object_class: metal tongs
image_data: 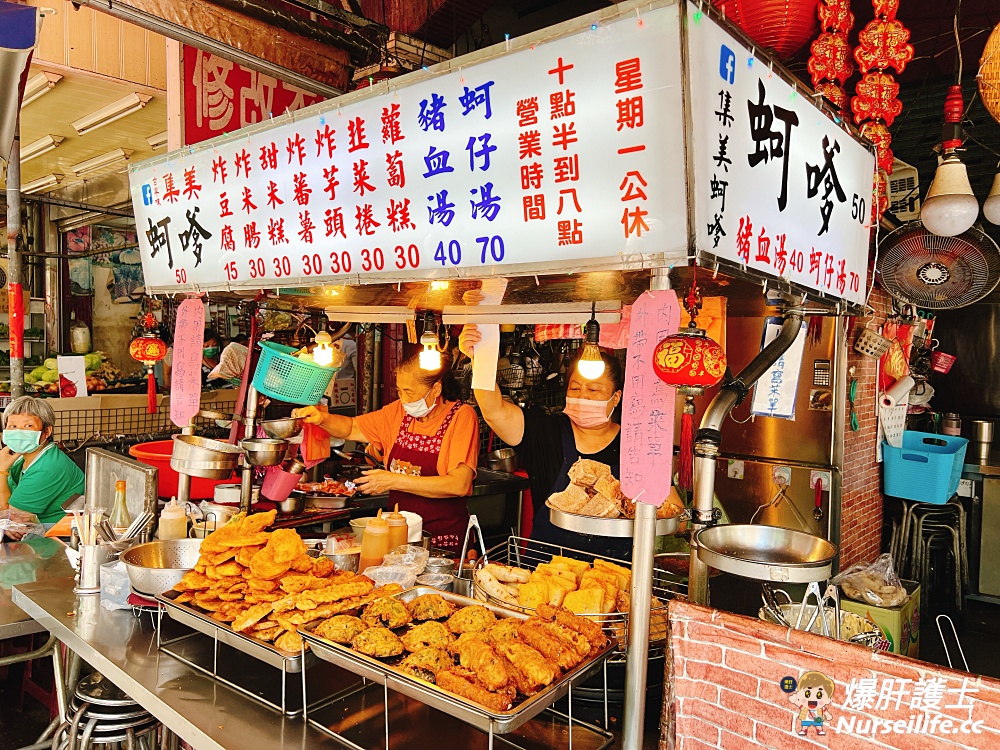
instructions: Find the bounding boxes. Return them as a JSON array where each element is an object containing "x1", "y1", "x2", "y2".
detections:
[
  {"x1": 793, "y1": 581, "x2": 841, "y2": 640},
  {"x1": 456, "y1": 514, "x2": 489, "y2": 595}
]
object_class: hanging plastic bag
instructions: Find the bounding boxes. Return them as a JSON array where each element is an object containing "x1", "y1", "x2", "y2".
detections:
[{"x1": 831, "y1": 553, "x2": 908, "y2": 607}]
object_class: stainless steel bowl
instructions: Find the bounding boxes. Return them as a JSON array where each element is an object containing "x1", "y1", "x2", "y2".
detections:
[
  {"x1": 170, "y1": 435, "x2": 242, "y2": 479},
  {"x1": 694, "y1": 524, "x2": 838, "y2": 583},
  {"x1": 120, "y1": 539, "x2": 202, "y2": 596},
  {"x1": 240, "y1": 438, "x2": 289, "y2": 466},
  {"x1": 276, "y1": 492, "x2": 305, "y2": 515},
  {"x1": 486, "y1": 448, "x2": 518, "y2": 474},
  {"x1": 261, "y1": 417, "x2": 304, "y2": 439}
]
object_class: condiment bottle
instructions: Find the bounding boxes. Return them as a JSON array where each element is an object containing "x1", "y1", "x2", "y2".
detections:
[
  {"x1": 109, "y1": 480, "x2": 131, "y2": 536},
  {"x1": 358, "y1": 509, "x2": 390, "y2": 572},
  {"x1": 386, "y1": 503, "x2": 408, "y2": 550},
  {"x1": 158, "y1": 497, "x2": 188, "y2": 540}
]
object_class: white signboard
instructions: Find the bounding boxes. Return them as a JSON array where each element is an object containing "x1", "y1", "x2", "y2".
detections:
[
  {"x1": 750, "y1": 319, "x2": 807, "y2": 419},
  {"x1": 688, "y1": 8, "x2": 875, "y2": 306},
  {"x1": 130, "y1": 5, "x2": 686, "y2": 293}
]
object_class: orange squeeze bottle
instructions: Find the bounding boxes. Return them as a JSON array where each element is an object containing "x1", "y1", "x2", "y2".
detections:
[{"x1": 358, "y1": 509, "x2": 390, "y2": 572}]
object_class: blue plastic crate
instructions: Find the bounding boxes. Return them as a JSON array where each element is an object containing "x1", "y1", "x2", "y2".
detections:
[
  {"x1": 883, "y1": 431, "x2": 968, "y2": 505},
  {"x1": 251, "y1": 341, "x2": 336, "y2": 406}
]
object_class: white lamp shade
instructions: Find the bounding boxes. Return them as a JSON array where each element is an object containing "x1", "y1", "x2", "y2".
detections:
[
  {"x1": 921, "y1": 156, "x2": 979, "y2": 236},
  {"x1": 984, "y1": 173, "x2": 1000, "y2": 226}
]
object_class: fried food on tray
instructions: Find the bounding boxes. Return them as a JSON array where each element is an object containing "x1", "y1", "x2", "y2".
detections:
[
  {"x1": 406, "y1": 593, "x2": 456, "y2": 621},
  {"x1": 535, "y1": 603, "x2": 606, "y2": 654},
  {"x1": 272, "y1": 578, "x2": 375, "y2": 613},
  {"x1": 199, "y1": 510, "x2": 276, "y2": 554},
  {"x1": 274, "y1": 628, "x2": 304, "y2": 653},
  {"x1": 567, "y1": 459, "x2": 611, "y2": 487},
  {"x1": 447, "y1": 605, "x2": 497, "y2": 634},
  {"x1": 280, "y1": 574, "x2": 334, "y2": 594},
  {"x1": 267, "y1": 528, "x2": 307, "y2": 564},
  {"x1": 486, "y1": 618, "x2": 521, "y2": 646},
  {"x1": 362, "y1": 596, "x2": 413, "y2": 629},
  {"x1": 312, "y1": 556, "x2": 336, "y2": 577},
  {"x1": 493, "y1": 641, "x2": 558, "y2": 695},
  {"x1": 449, "y1": 637, "x2": 510, "y2": 691},
  {"x1": 174, "y1": 571, "x2": 212, "y2": 592},
  {"x1": 249, "y1": 547, "x2": 292, "y2": 581},
  {"x1": 518, "y1": 618, "x2": 587, "y2": 671},
  {"x1": 399, "y1": 648, "x2": 455, "y2": 682},
  {"x1": 474, "y1": 569, "x2": 518, "y2": 606},
  {"x1": 436, "y1": 668, "x2": 516, "y2": 712},
  {"x1": 352, "y1": 626, "x2": 405, "y2": 658},
  {"x1": 231, "y1": 602, "x2": 275, "y2": 632},
  {"x1": 483, "y1": 563, "x2": 531, "y2": 584},
  {"x1": 314, "y1": 615, "x2": 368, "y2": 644},
  {"x1": 401, "y1": 620, "x2": 454, "y2": 652}
]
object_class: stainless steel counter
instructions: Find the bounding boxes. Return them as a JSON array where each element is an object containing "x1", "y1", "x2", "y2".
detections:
[
  {"x1": 1, "y1": 538, "x2": 75, "y2": 640},
  {"x1": 12, "y1": 577, "x2": 341, "y2": 750}
]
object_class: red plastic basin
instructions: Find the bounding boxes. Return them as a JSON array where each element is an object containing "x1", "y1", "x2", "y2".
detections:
[{"x1": 129, "y1": 439, "x2": 236, "y2": 499}]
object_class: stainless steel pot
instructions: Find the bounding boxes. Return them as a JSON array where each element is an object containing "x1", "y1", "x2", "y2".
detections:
[
  {"x1": 694, "y1": 524, "x2": 837, "y2": 583},
  {"x1": 170, "y1": 435, "x2": 242, "y2": 479},
  {"x1": 486, "y1": 448, "x2": 518, "y2": 474},
  {"x1": 276, "y1": 492, "x2": 306, "y2": 515},
  {"x1": 240, "y1": 438, "x2": 289, "y2": 466},
  {"x1": 260, "y1": 417, "x2": 304, "y2": 439}
]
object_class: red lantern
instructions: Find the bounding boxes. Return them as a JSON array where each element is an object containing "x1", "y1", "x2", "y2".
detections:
[
  {"x1": 130, "y1": 333, "x2": 168, "y2": 414},
  {"x1": 711, "y1": 0, "x2": 821, "y2": 59},
  {"x1": 652, "y1": 329, "x2": 727, "y2": 394}
]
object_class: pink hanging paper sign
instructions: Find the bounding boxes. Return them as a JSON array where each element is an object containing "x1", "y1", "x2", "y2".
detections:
[
  {"x1": 619, "y1": 290, "x2": 680, "y2": 507},
  {"x1": 170, "y1": 297, "x2": 206, "y2": 428}
]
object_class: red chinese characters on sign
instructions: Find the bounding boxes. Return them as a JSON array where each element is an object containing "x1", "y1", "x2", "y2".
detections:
[
  {"x1": 183, "y1": 46, "x2": 324, "y2": 145},
  {"x1": 615, "y1": 57, "x2": 649, "y2": 239}
]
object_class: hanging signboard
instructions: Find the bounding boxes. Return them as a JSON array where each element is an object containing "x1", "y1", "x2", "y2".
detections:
[
  {"x1": 687, "y1": 7, "x2": 875, "y2": 307},
  {"x1": 130, "y1": 3, "x2": 687, "y2": 294}
]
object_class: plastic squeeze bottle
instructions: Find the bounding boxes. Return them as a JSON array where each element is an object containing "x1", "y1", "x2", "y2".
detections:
[
  {"x1": 358, "y1": 509, "x2": 390, "y2": 572},
  {"x1": 386, "y1": 503, "x2": 408, "y2": 550},
  {"x1": 158, "y1": 498, "x2": 188, "y2": 540}
]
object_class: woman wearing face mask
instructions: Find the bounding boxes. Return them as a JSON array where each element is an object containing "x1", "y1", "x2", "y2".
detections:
[
  {"x1": 460, "y1": 325, "x2": 629, "y2": 559},
  {"x1": 292, "y1": 352, "x2": 479, "y2": 550},
  {"x1": 202, "y1": 329, "x2": 223, "y2": 386},
  {"x1": 0, "y1": 397, "x2": 86, "y2": 526}
]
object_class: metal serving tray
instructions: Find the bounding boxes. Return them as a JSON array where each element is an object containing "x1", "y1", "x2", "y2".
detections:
[
  {"x1": 545, "y1": 501, "x2": 682, "y2": 537},
  {"x1": 156, "y1": 589, "x2": 315, "y2": 672},
  {"x1": 300, "y1": 586, "x2": 616, "y2": 735}
]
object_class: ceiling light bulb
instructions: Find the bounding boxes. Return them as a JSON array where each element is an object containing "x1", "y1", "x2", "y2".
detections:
[
  {"x1": 577, "y1": 343, "x2": 606, "y2": 380},
  {"x1": 313, "y1": 331, "x2": 334, "y2": 367},
  {"x1": 920, "y1": 153, "x2": 980, "y2": 237},
  {"x1": 419, "y1": 312, "x2": 441, "y2": 371},
  {"x1": 984, "y1": 173, "x2": 1000, "y2": 226},
  {"x1": 420, "y1": 346, "x2": 442, "y2": 371}
]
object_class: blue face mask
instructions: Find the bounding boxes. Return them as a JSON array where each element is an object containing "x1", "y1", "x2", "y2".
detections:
[{"x1": 3, "y1": 429, "x2": 41, "y2": 454}]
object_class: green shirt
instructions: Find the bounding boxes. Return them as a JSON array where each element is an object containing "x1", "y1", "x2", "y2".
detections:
[{"x1": 7, "y1": 443, "x2": 86, "y2": 524}]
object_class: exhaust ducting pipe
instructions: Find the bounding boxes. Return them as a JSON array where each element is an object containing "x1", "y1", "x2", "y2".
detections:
[{"x1": 687, "y1": 306, "x2": 805, "y2": 605}]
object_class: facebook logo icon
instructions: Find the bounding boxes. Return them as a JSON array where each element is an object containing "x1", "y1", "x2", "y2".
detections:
[
  {"x1": 719, "y1": 45, "x2": 736, "y2": 84},
  {"x1": 141, "y1": 184, "x2": 153, "y2": 206}
]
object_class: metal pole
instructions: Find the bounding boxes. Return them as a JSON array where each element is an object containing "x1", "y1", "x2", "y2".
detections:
[
  {"x1": 239, "y1": 386, "x2": 260, "y2": 512},
  {"x1": 622, "y1": 267, "x2": 670, "y2": 750},
  {"x1": 6, "y1": 119, "x2": 24, "y2": 400}
]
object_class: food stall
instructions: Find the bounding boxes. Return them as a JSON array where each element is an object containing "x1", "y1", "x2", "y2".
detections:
[{"x1": 9, "y1": 1, "x2": 883, "y2": 748}]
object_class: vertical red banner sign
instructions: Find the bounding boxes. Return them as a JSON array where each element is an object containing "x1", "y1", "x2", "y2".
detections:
[
  {"x1": 8, "y1": 283, "x2": 23, "y2": 359},
  {"x1": 170, "y1": 297, "x2": 206, "y2": 428}
]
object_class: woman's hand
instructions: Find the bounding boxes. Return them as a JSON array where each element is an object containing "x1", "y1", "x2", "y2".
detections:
[
  {"x1": 353, "y1": 469, "x2": 397, "y2": 496},
  {"x1": 458, "y1": 324, "x2": 481, "y2": 359},
  {"x1": 292, "y1": 406, "x2": 326, "y2": 425},
  {"x1": 0, "y1": 447, "x2": 19, "y2": 471}
]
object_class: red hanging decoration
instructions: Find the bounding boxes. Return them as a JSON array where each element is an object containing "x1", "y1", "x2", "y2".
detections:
[
  {"x1": 855, "y1": 19, "x2": 914, "y2": 74},
  {"x1": 710, "y1": 0, "x2": 822, "y2": 59},
  {"x1": 808, "y1": 0, "x2": 855, "y2": 113},
  {"x1": 129, "y1": 314, "x2": 168, "y2": 415},
  {"x1": 859, "y1": 121, "x2": 895, "y2": 172},
  {"x1": 852, "y1": 72, "x2": 903, "y2": 126}
]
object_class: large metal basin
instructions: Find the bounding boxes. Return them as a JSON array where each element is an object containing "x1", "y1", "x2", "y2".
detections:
[
  {"x1": 170, "y1": 434, "x2": 242, "y2": 479},
  {"x1": 121, "y1": 539, "x2": 202, "y2": 596},
  {"x1": 694, "y1": 524, "x2": 837, "y2": 583}
]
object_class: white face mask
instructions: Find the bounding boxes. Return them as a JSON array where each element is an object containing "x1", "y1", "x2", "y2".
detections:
[{"x1": 402, "y1": 388, "x2": 436, "y2": 418}]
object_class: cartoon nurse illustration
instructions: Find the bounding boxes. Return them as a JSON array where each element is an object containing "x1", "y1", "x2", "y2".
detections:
[{"x1": 782, "y1": 671, "x2": 836, "y2": 736}]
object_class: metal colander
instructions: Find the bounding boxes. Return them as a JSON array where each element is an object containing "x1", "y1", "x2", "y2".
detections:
[
  {"x1": 120, "y1": 539, "x2": 202, "y2": 596},
  {"x1": 878, "y1": 221, "x2": 1000, "y2": 310}
]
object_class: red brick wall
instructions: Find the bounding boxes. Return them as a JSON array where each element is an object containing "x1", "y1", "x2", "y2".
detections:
[
  {"x1": 840, "y1": 286, "x2": 894, "y2": 568},
  {"x1": 662, "y1": 599, "x2": 999, "y2": 750}
]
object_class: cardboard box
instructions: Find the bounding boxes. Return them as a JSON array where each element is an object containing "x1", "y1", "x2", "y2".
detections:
[{"x1": 840, "y1": 579, "x2": 920, "y2": 658}]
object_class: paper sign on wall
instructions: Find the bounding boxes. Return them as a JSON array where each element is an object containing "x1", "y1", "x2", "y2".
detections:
[
  {"x1": 620, "y1": 290, "x2": 679, "y2": 507},
  {"x1": 750, "y1": 319, "x2": 807, "y2": 419},
  {"x1": 170, "y1": 297, "x2": 206, "y2": 428},
  {"x1": 56, "y1": 356, "x2": 87, "y2": 399}
]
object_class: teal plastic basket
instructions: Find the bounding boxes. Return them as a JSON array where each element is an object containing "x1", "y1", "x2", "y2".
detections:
[
  {"x1": 883, "y1": 431, "x2": 968, "y2": 505},
  {"x1": 251, "y1": 341, "x2": 337, "y2": 405}
]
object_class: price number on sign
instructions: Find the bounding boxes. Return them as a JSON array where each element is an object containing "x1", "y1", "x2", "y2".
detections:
[
  {"x1": 360, "y1": 247, "x2": 384, "y2": 272},
  {"x1": 394, "y1": 244, "x2": 420, "y2": 269},
  {"x1": 175, "y1": 268, "x2": 187, "y2": 284},
  {"x1": 273, "y1": 256, "x2": 292, "y2": 278},
  {"x1": 851, "y1": 194, "x2": 866, "y2": 225},
  {"x1": 477, "y1": 235, "x2": 505, "y2": 263},
  {"x1": 434, "y1": 240, "x2": 462, "y2": 266},
  {"x1": 248, "y1": 258, "x2": 266, "y2": 278},
  {"x1": 329, "y1": 251, "x2": 352, "y2": 274},
  {"x1": 225, "y1": 261, "x2": 238, "y2": 281},
  {"x1": 301, "y1": 253, "x2": 323, "y2": 276}
]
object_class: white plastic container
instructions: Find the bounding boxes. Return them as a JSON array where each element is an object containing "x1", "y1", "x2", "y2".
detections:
[{"x1": 158, "y1": 498, "x2": 188, "y2": 540}]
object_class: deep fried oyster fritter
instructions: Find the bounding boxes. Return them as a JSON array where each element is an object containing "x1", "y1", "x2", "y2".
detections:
[
  {"x1": 536, "y1": 602, "x2": 606, "y2": 654},
  {"x1": 401, "y1": 620, "x2": 454, "y2": 652},
  {"x1": 406, "y1": 593, "x2": 456, "y2": 621},
  {"x1": 399, "y1": 648, "x2": 455, "y2": 682},
  {"x1": 362, "y1": 596, "x2": 413, "y2": 629},
  {"x1": 314, "y1": 615, "x2": 367, "y2": 644},
  {"x1": 518, "y1": 618, "x2": 586, "y2": 671},
  {"x1": 449, "y1": 637, "x2": 510, "y2": 691},
  {"x1": 352, "y1": 626, "x2": 405, "y2": 658},
  {"x1": 493, "y1": 641, "x2": 558, "y2": 695},
  {"x1": 436, "y1": 668, "x2": 516, "y2": 712},
  {"x1": 486, "y1": 619, "x2": 521, "y2": 646},
  {"x1": 446, "y1": 605, "x2": 497, "y2": 634}
]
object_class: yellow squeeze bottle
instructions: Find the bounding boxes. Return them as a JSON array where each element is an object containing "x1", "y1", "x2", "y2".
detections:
[
  {"x1": 358, "y1": 510, "x2": 390, "y2": 572},
  {"x1": 386, "y1": 503, "x2": 408, "y2": 550}
]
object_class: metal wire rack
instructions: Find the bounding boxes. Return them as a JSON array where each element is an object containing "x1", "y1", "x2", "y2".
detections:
[
  {"x1": 54, "y1": 402, "x2": 236, "y2": 448},
  {"x1": 474, "y1": 536, "x2": 686, "y2": 660}
]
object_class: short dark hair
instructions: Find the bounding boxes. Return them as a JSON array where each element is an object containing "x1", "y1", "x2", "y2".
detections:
[
  {"x1": 203, "y1": 328, "x2": 221, "y2": 345},
  {"x1": 400, "y1": 351, "x2": 462, "y2": 401}
]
